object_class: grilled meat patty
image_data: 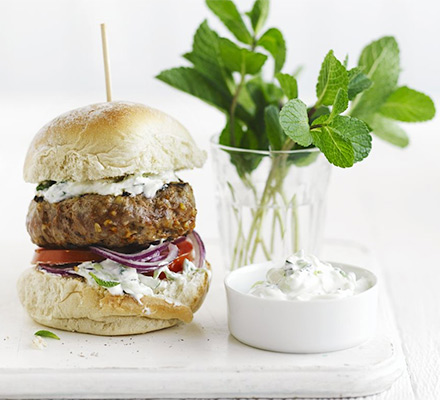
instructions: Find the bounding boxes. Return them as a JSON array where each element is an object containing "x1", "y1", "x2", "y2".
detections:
[{"x1": 27, "y1": 182, "x2": 196, "y2": 249}]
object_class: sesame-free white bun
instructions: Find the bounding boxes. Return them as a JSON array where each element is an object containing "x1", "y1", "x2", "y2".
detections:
[
  {"x1": 17, "y1": 265, "x2": 210, "y2": 336},
  {"x1": 23, "y1": 101, "x2": 207, "y2": 183}
]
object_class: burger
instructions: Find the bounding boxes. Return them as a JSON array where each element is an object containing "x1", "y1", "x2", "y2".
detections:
[{"x1": 17, "y1": 101, "x2": 211, "y2": 335}]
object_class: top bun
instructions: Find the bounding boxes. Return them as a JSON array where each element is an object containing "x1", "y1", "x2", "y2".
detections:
[{"x1": 24, "y1": 101, "x2": 206, "y2": 183}]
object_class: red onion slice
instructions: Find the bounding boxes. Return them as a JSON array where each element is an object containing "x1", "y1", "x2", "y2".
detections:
[
  {"x1": 187, "y1": 231, "x2": 206, "y2": 269},
  {"x1": 90, "y1": 236, "x2": 186, "y2": 262},
  {"x1": 90, "y1": 243, "x2": 179, "y2": 270},
  {"x1": 38, "y1": 264, "x2": 80, "y2": 277}
]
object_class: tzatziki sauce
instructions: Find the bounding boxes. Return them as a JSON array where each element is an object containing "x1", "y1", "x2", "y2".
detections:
[
  {"x1": 249, "y1": 250, "x2": 371, "y2": 301},
  {"x1": 37, "y1": 172, "x2": 178, "y2": 203},
  {"x1": 74, "y1": 258, "x2": 204, "y2": 304}
]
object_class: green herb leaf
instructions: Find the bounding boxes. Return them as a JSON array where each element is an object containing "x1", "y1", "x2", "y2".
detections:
[
  {"x1": 219, "y1": 37, "x2": 267, "y2": 75},
  {"x1": 350, "y1": 36, "x2": 400, "y2": 117},
  {"x1": 157, "y1": 66, "x2": 254, "y2": 124},
  {"x1": 157, "y1": 67, "x2": 231, "y2": 110},
  {"x1": 206, "y1": 0, "x2": 253, "y2": 44},
  {"x1": 220, "y1": 118, "x2": 245, "y2": 147},
  {"x1": 329, "y1": 115, "x2": 372, "y2": 162},
  {"x1": 316, "y1": 50, "x2": 348, "y2": 106},
  {"x1": 289, "y1": 151, "x2": 320, "y2": 167},
  {"x1": 247, "y1": 0, "x2": 269, "y2": 35},
  {"x1": 379, "y1": 86, "x2": 436, "y2": 122},
  {"x1": 368, "y1": 114, "x2": 409, "y2": 147},
  {"x1": 275, "y1": 72, "x2": 298, "y2": 99},
  {"x1": 279, "y1": 99, "x2": 312, "y2": 147},
  {"x1": 311, "y1": 125, "x2": 354, "y2": 168},
  {"x1": 347, "y1": 67, "x2": 372, "y2": 100},
  {"x1": 309, "y1": 106, "x2": 330, "y2": 123},
  {"x1": 89, "y1": 272, "x2": 120, "y2": 288},
  {"x1": 265, "y1": 105, "x2": 285, "y2": 150},
  {"x1": 183, "y1": 21, "x2": 232, "y2": 89},
  {"x1": 329, "y1": 88, "x2": 349, "y2": 120},
  {"x1": 36, "y1": 180, "x2": 56, "y2": 191},
  {"x1": 243, "y1": 78, "x2": 279, "y2": 153},
  {"x1": 34, "y1": 330, "x2": 60, "y2": 340},
  {"x1": 257, "y1": 28, "x2": 286, "y2": 73}
]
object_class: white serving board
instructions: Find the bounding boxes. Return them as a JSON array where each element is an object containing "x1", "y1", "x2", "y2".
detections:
[{"x1": 0, "y1": 240, "x2": 404, "y2": 399}]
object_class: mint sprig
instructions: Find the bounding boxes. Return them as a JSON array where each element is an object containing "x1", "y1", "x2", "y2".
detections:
[{"x1": 157, "y1": 0, "x2": 436, "y2": 169}]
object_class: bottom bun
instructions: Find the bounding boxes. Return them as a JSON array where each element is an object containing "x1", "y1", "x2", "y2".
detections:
[{"x1": 17, "y1": 264, "x2": 210, "y2": 336}]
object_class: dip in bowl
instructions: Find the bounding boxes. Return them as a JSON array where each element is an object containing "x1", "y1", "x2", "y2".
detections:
[{"x1": 224, "y1": 251, "x2": 378, "y2": 353}]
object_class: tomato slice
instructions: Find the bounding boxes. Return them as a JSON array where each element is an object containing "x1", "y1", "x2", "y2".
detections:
[
  {"x1": 32, "y1": 248, "x2": 105, "y2": 265},
  {"x1": 159, "y1": 240, "x2": 194, "y2": 278}
]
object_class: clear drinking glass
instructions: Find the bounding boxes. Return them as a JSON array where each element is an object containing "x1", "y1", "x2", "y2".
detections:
[{"x1": 210, "y1": 137, "x2": 332, "y2": 270}]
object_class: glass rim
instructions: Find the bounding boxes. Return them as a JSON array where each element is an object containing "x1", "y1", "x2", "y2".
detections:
[{"x1": 209, "y1": 134, "x2": 321, "y2": 156}]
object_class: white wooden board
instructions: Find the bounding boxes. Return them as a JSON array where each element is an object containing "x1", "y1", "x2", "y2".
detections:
[{"x1": 0, "y1": 240, "x2": 404, "y2": 399}]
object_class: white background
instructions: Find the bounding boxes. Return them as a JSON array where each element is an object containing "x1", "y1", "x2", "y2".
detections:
[{"x1": 0, "y1": 1, "x2": 439, "y2": 398}]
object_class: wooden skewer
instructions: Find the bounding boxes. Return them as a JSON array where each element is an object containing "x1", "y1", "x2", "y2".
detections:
[{"x1": 100, "y1": 23, "x2": 112, "y2": 102}]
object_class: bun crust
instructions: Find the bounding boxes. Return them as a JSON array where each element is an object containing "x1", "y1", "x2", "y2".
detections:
[
  {"x1": 24, "y1": 101, "x2": 206, "y2": 183},
  {"x1": 17, "y1": 266, "x2": 210, "y2": 336}
]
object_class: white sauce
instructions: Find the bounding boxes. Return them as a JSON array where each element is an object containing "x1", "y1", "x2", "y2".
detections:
[
  {"x1": 249, "y1": 250, "x2": 371, "y2": 301},
  {"x1": 37, "y1": 172, "x2": 178, "y2": 203},
  {"x1": 74, "y1": 258, "x2": 203, "y2": 304}
]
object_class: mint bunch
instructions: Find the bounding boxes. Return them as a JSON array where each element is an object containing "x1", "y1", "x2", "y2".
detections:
[{"x1": 157, "y1": 0, "x2": 435, "y2": 169}]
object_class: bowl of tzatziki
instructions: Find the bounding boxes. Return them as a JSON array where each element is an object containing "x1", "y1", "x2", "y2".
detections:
[{"x1": 224, "y1": 250, "x2": 378, "y2": 353}]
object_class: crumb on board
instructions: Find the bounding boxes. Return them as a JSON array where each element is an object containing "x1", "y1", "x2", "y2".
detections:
[{"x1": 32, "y1": 336, "x2": 47, "y2": 350}]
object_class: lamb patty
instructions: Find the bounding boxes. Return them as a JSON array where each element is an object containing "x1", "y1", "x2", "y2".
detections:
[{"x1": 27, "y1": 182, "x2": 196, "y2": 249}]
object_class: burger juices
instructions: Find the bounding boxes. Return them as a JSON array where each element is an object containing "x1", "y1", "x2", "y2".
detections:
[{"x1": 18, "y1": 101, "x2": 210, "y2": 335}]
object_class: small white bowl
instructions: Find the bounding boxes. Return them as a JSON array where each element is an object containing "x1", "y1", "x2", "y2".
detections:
[{"x1": 225, "y1": 261, "x2": 378, "y2": 353}]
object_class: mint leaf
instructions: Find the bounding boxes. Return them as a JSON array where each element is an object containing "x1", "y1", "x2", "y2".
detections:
[
  {"x1": 369, "y1": 114, "x2": 409, "y2": 147},
  {"x1": 36, "y1": 180, "x2": 56, "y2": 191},
  {"x1": 309, "y1": 106, "x2": 330, "y2": 123},
  {"x1": 219, "y1": 38, "x2": 267, "y2": 74},
  {"x1": 265, "y1": 105, "x2": 285, "y2": 150},
  {"x1": 257, "y1": 28, "x2": 286, "y2": 73},
  {"x1": 316, "y1": 50, "x2": 348, "y2": 106},
  {"x1": 330, "y1": 116, "x2": 372, "y2": 162},
  {"x1": 311, "y1": 126, "x2": 354, "y2": 168},
  {"x1": 183, "y1": 21, "x2": 231, "y2": 89},
  {"x1": 329, "y1": 88, "x2": 348, "y2": 120},
  {"x1": 247, "y1": 0, "x2": 269, "y2": 35},
  {"x1": 275, "y1": 72, "x2": 298, "y2": 99},
  {"x1": 245, "y1": 78, "x2": 282, "y2": 149},
  {"x1": 279, "y1": 99, "x2": 312, "y2": 147},
  {"x1": 290, "y1": 151, "x2": 320, "y2": 167},
  {"x1": 206, "y1": 0, "x2": 252, "y2": 44},
  {"x1": 351, "y1": 36, "x2": 400, "y2": 117},
  {"x1": 379, "y1": 86, "x2": 436, "y2": 122},
  {"x1": 157, "y1": 67, "x2": 253, "y2": 125},
  {"x1": 157, "y1": 67, "x2": 231, "y2": 110},
  {"x1": 89, "y1": 272, "x2": 120, "y2": 288},
  {"x1": 220, "y1": 118, "x2": 245, "y2": 147},
  {"x1": 347, "y1": 67, "x2": 372, "y2": 100},
  {"x1": 34, "y1": 330, "x2": 60, "y2": 340}
]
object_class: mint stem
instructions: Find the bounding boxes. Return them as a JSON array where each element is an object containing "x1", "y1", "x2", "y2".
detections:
[
  {"x1": 229, "y1": 61, "x2": 246, "y2": 146},
  {"x1": 230, "y1": 138, "x2": 297, "y2": 269}
]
